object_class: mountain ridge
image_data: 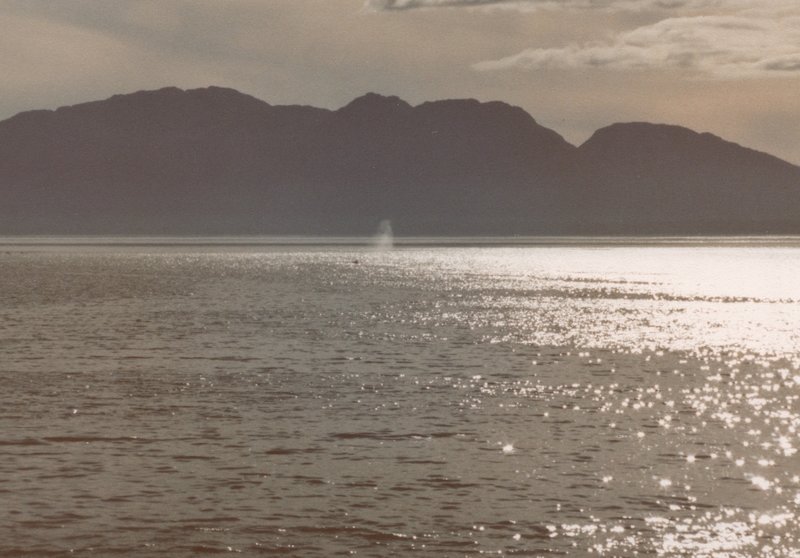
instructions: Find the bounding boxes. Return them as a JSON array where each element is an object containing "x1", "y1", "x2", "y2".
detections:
[{"x1": 1, "y1": 86, "x2": 798, "y2": 235}]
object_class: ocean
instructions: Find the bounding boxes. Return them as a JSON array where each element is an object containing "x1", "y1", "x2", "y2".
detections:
[{"x1": 1, "y1": 237, "x2": 799, "y2": 556}]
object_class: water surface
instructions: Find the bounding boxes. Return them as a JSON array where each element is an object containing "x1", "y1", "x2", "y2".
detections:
[{"x1": 1, "y1": 238, "x2": 799, "y2": 556}]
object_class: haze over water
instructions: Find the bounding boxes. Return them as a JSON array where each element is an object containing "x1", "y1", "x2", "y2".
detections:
[{"x1": 2, "y1": 237, "x2": 799, "y2": 556}]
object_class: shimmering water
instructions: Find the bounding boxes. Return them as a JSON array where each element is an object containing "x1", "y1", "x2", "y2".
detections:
[{"x1": 2, "y1": 238, "x2": 799, "y2": 556}]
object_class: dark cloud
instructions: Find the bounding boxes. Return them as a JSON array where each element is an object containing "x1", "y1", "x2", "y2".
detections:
[
  {"x1": 366, "y1": 0, "x2": 521, "y2": 10},
  {"x1": 365, "y1": 0, "x2": 745, "y2": 12},
  {"x1": 763, "y1": 57, "x2": 800, "y2": 72}
]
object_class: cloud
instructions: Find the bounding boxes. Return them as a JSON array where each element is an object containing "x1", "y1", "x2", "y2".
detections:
[
  {"x1": 365, "y1": 0, "x2": 800, "y2": 18},
  {"x1": 365, "y1": 0, "x2": 757, "y2": 12},
  {"x1": 366, "y1": 0, "x2": 508, "y2": 9},
  {"x1": 368, "y1": 0, "x2": 800, "y2": 80},
  {"x1": 474, "y1": 14, "x2": 800, "y2": 78}
]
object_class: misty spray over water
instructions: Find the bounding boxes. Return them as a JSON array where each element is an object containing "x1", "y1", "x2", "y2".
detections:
[{"x1": 373, "y1": 219, "x2": 393, "y2": 250}]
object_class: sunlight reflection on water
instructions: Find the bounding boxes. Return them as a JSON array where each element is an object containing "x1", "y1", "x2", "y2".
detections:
[{"x1": 365, "y1": 246, "x2": 800, "y2": 361}]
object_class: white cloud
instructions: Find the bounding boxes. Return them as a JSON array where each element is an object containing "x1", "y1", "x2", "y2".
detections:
[
  {"x1": 369, "y1": 0, "x2": 800, "y2": 79},
  {"x1": 474, "y1": 13, "x2": 800, "y2": 78}
]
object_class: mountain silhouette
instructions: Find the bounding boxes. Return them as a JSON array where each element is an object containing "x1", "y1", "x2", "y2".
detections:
[{"x1": 0, "y1": 86, "x2": 798, "y2": 235}]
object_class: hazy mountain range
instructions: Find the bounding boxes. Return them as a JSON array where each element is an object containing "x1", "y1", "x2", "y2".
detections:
[{"x1": 1, "y1": 86, "x2": 799, "y2": 235}]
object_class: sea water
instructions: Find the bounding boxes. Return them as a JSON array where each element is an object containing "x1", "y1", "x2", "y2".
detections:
[{"x1": 1, "y1": 237, "x2": 799, "y2": 556}]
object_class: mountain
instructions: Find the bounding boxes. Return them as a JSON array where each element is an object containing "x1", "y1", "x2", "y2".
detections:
[
  {"x1": 570, "y1": 123, "x2": 800, "y2": 233},
  {"x1": 0, "y1": 86, "x2": 798, "y2": 235}
]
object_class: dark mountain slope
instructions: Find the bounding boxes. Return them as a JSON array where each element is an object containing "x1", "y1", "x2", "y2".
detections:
[
  {"x1": 570, "y1": 123, "x2": 800, "y2": 233},
  {"x1": 0, "y1": 87, "x2": 798, "y2": 235}
]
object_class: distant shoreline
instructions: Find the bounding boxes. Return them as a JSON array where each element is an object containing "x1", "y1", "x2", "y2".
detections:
[{"x1": 3, "y1": 235, "x2": 800, "y2": 248}]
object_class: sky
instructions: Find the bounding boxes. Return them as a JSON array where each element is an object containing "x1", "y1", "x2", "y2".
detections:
[{"x1": 1, "y1": 0, "x2": 799, "y2": 163}]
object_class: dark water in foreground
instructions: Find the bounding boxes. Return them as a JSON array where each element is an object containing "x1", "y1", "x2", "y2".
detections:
[{"x1": 2, "y1": 239, "x2": 800, "y2": 556}]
